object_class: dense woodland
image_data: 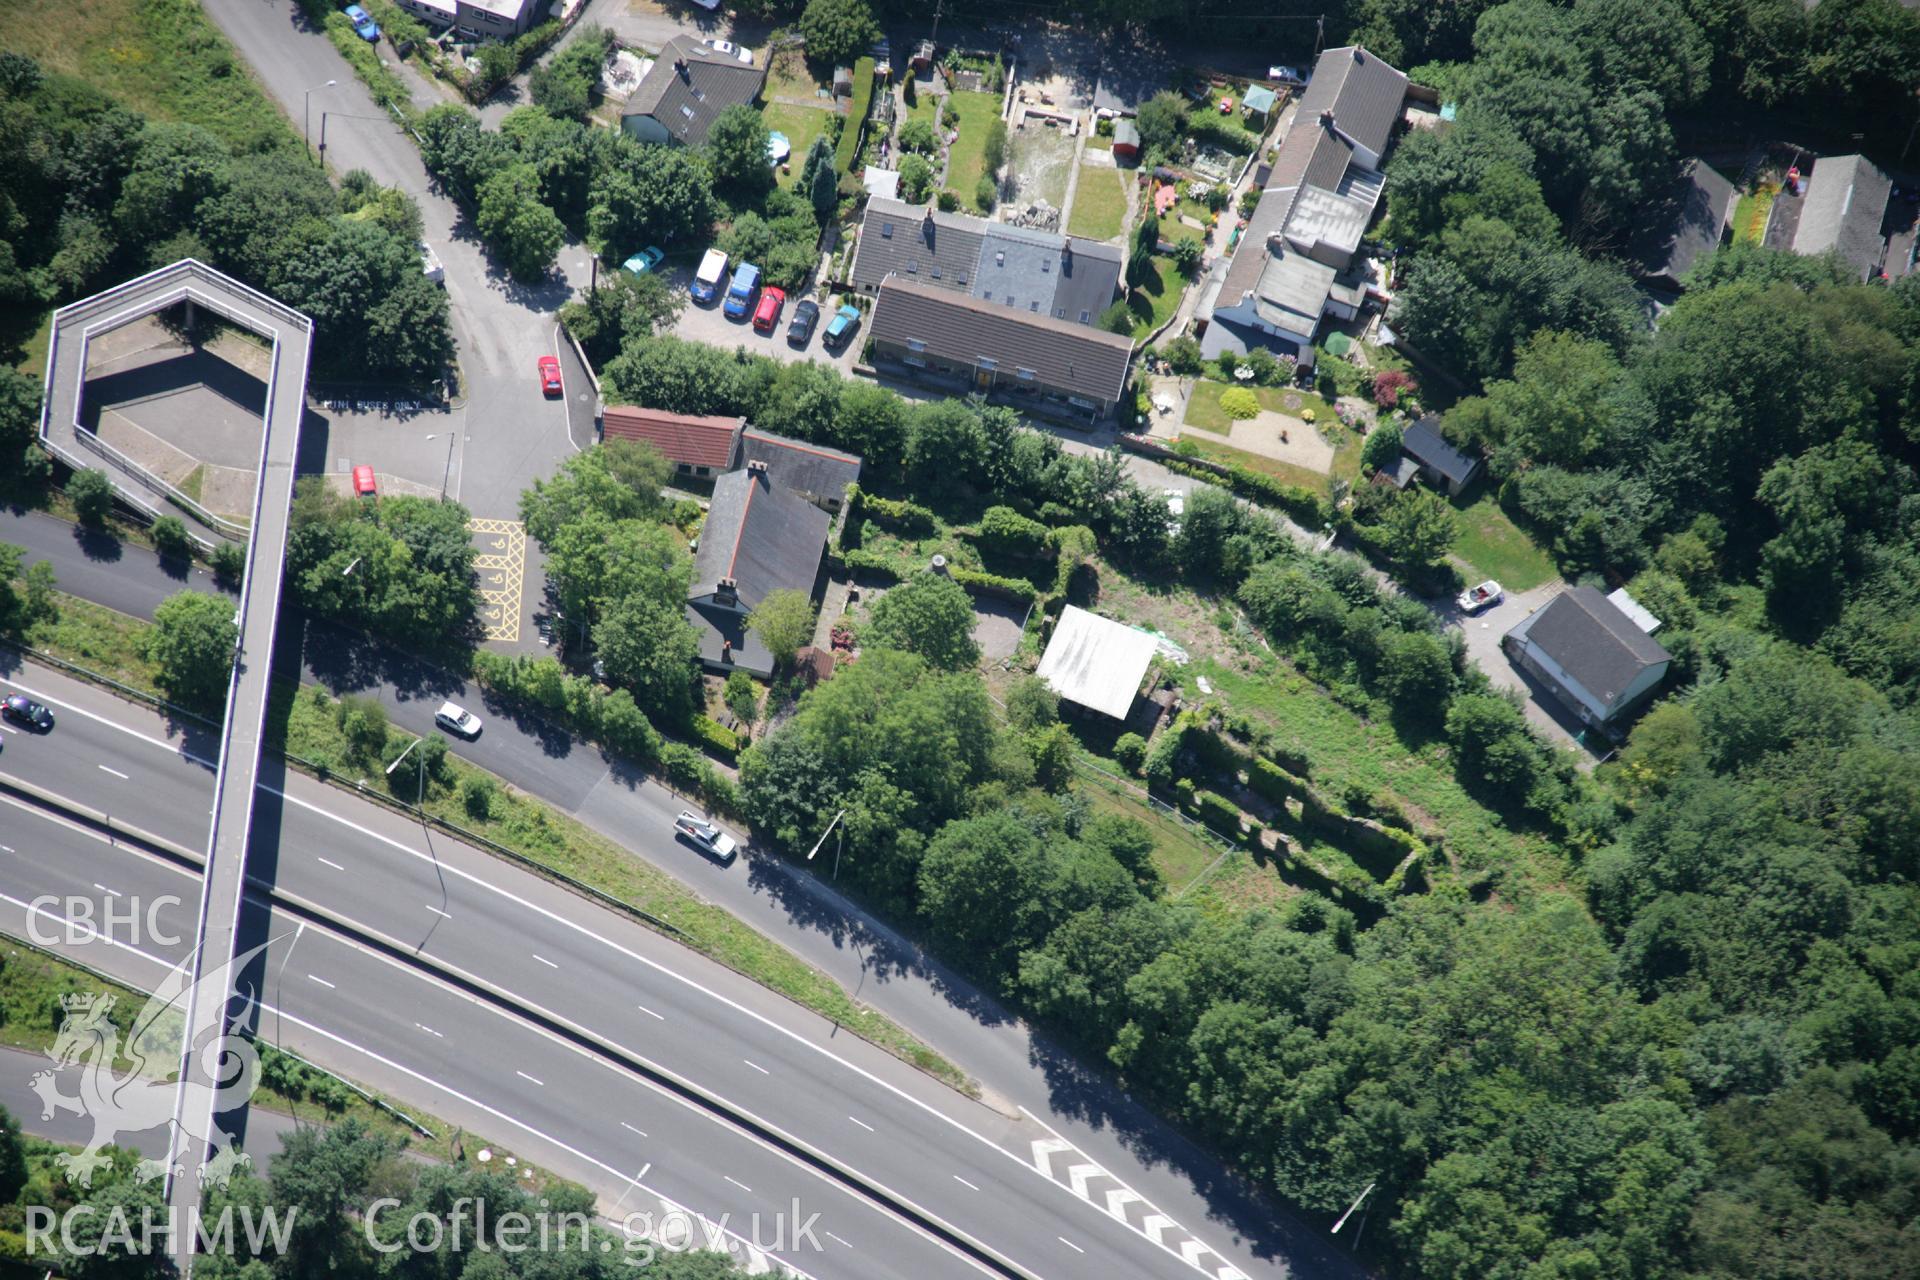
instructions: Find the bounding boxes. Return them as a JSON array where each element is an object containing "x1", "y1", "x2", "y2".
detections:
[{"x1": 0, "y1": 51, "x2": 451, "y2": 382}]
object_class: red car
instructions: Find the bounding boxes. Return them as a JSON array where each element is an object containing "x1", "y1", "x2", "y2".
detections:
[
  {"x1": 537, "y1": 354, "x2": 563, "y2": 396},
  {"x1": 751, "y1": 287, "x2": 787, "y2": 333},
  {"x1": 351, "y1": 464, "x2": 377, "y2": 498}
]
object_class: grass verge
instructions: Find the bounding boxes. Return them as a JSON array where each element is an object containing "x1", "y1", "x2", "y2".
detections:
[
  {"x1": 1450, "y1": 491, "x2": 1557, "y2": 591},
  {"x1": 0, "y1": 935, "x2": 467, "y2": 1158},
  {"x1": 1067, "y1": 164, "x2": 1127, "y2": 240},
  {"x1": 16, "y1": 589, "x2": 972, "y2": 1093}
]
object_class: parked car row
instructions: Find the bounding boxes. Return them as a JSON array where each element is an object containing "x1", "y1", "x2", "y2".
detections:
[{"x1": 692, "y1": 250, "x2": 861, "y2": 351}]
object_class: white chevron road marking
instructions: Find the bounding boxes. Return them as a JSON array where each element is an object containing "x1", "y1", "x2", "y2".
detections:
[
  {"x1": 1181, "y1": 1239, "x2": 1210, "y2": 1267},
  {"x1": 1030, "y1": 1137, "x2": 1075, "y2": 1177},
  {"x1": 1142, "y1": 1213, "x2": 1177, "y2": 1244},
  {"x1": 1067, "y1": 1163, "x2": 1104, "y2": 1198},
  {"x1": 1105, "y1": 1186, "x2": 1145, "y2": 1220}
]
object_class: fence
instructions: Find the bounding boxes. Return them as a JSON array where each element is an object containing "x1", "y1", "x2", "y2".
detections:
[{"x1": 1072, "y1": 755, "x2": 1241, "y2": 899}]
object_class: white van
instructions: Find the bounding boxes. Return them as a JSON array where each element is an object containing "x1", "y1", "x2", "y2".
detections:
[
  {"x1": 691, "y1": 247, "x2": 728, "y2": 303},
  {"x1": 419, "y1": 240, "x2": 445, "y2": 284}
]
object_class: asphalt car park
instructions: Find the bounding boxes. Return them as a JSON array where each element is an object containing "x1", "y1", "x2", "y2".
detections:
[{"x1": 661, "y1": 261, "x2": 862, "y2": 374}]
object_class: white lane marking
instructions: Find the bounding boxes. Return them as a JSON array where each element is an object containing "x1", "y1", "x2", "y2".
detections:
[
  {"x1": 1059, "y1": 1237, "x2": 1085, "y2": 1254},
  {"x1": 92, "y1": 883, "x2": 122, "y2": 898},
  {"x1": 246, "y1": 1003, "x2": 843, "y2": 1280},
  {"x1": 635, "y1": 1004, "x2": 664, "y2": 1020},
  {"x1": 28, "y1": 672, "x2": 1232, "y2": 1277},
  {"x1": 515, "y1": 1070, "x2": 544, "y2": 1086},
  {"x1": 2, "y1": 845, "x2": 15, "y2": 853},
  {"x1": 723, "y1": 1175, "x2": 751, "y2": 1193},
  {"x1": 1, "y1": 889, "x2": 977, "y2": 1280},
  {"x1": 308, "y1": 974, "x2": 336, "y2": 989},
  {"x1": 825, "y1": 1232, "x2": 852, "y2": 1250},
  {"x1": 848, "y1": 1115, "x2": 874, "y2": 1132},
  {"x1": 416, "y1": 1023, "x2": 443, "y2": 1038},
  {"x1": 954, "y1": 1175, "x2": 979, "y2": 1191},
  {"x1": 742, "y1": 1059, "x2": 769, "y2": 1075},
  {"x1": 0, "y1": 723, "x2": 17, "y2": 734},
  {"x1": 620, "y1": 1121, "x2": 648, "y2": 1138},
  {"x1": 317, "y1": 857, "x2": 345, "y2": 870},
  {"x1": 424, "y1": 904, "x2": 451, "y2": 919},
  {"x1": 97, "y1": 765, "x2": 129, "y2": 780},
  {"x1": 532, "y1": 953, "x2": 559, "y2": 969}
]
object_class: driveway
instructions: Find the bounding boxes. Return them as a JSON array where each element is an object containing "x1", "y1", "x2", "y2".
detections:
[{"x1": 1441, "y1": 579, "x2": 1600, "y2": 757}]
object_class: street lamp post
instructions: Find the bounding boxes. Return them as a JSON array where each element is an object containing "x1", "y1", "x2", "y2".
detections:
[
  {"x1": 304, "y1": 79, "x2": 337, "y2": 158},
  {"x1": 806, "y1": 808, "x2": 849, "y2": 880},
  {"x1": 386, "y1": 734, "x2": 428, "y2": 812}
]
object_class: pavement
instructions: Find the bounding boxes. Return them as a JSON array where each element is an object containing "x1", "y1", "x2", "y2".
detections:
[
  {"x1": 199, "y1": 0, "x2": 584, "y2": 529},
  {"x1": 0, "y1": 657, "x2": 1359, "y2": 1280},
  {"x1": 0, "y1": 507, "x2": 1364, "y2": 1280}
]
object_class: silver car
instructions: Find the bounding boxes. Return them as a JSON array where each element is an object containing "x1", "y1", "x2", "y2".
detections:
[
  {"x1": 674, "y1": 810, "x2": 738, "y2": 858},
  {"x1": 434, "y1": 701, "x2": 482, "y2": 738}
]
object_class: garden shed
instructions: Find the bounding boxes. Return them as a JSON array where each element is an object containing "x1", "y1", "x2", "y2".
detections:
[{"x1": 1037, "y1": 605, "x2": 1159, "y2": 720}]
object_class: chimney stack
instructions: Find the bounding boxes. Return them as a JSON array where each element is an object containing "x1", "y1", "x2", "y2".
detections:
[
  {"x1": 746, "y1": 459, "x2": 770, "y2": 481},
  {"x1": 716, "y1": 575, "x2": 738, "y2": 606}
]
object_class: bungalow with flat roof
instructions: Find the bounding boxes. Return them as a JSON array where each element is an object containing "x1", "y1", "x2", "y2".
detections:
[
  {"x1": 1195, "y1": 45, "x2": 1405, "y2": 366},
  {"x1": 1399, "y1": 415, "x2": 1480, "y2": 497},
  {"x1": 849, "y1": 198, "x2": 1123, "y2": 328},
  {"x1": 622, "y1": 35, "x2": 766, "y2": 147},
  {"x1": 600, "y1": 406, "x2": 744, "y2": 479},
  {"x1": 1791, "y1": 153, "x2": 1912, "y2": 283},
  {"x1": 686, "y1": 462, "x2": 830, "y2": 676},
  {"x1": 1503, "y1": 586, "x2": 1671, "y2": 728},
  {"x1": 867, "y1": 276, "x2": 1135, "y2": 418},
  {"x1": 1630, "y1": 158, "x2": 1735, "y2": 293}
]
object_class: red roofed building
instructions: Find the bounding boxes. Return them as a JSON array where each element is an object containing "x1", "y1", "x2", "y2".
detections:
[{"x1": 600, "y1": 406, "x2": 744, "y2": 478}]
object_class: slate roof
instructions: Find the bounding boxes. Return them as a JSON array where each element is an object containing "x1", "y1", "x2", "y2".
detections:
[
  {"x1": 1520, "y1": 586, "x2": 1670, "y2": 712},
  {"x1": 601, "y1": 406, "x2": 743, "y2": 469},
  {"x1": 1792, "y1": 153, "x2": 1894, "y2": 281},
  {"x1": 1631, "y1": 158, "x2": 1735, "y2": 285},
  {"x1": 848, "y1": 198, "x2": 1123, "y2": 326},
  {"x1": 736, "y1": 428, "x2": 862, "y2": 502},
  {"x1": 1292, "y1": 45, "x2": 1408, "y2": 160},
  {"x1": 690, "y1": 467, "x2": 830, "y2": 608},
  {"x1": 1036, "y1": 605, "x2": 1159, "y2": 719},
  {"x1": 870, "y1": 276, "x2": 1135, "y2": 404},
  {"x1": 623, "y1": 34, "x2": 765, "y2": 147},
  {"x1": 1402, "y1": 415, "x2": 1479, "y2": 487}
]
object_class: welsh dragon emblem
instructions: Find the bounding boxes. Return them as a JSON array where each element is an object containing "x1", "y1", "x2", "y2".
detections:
[{"x1": 30, "y1": 943, "x2": 271, "y2": 1188}]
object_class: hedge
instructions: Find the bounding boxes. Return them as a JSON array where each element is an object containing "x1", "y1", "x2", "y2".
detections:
[
  {"x1": 688, "y1": 713, "x2": 740, "y2": 759},
  {"x1": 838, "y1": 548, "x2": 905, "y2": 580},
  {"x1": 1193, "y1": 790, "x2": 1243, "y2": 837},
  {"x1": 978, "y1": 505, "x2": 1050, "y2": 559},
  {"x1": 837, "y1": 57, "x2": 877, "y2": 174},
  {"x1": 1142, "y1": 712, "x2": 1192, "y2": 788},
  {"x1": 1158, "y1": 456, "x2": 1328, "y2": 528},
  {"x1": 949, "y1": 567, "x2": 1038, "y2": 603},
  {"x1": 858, "y1": 491, "x2": 936, "y2": 531},
  {"x1": 1248, "y1": 756, "x2": 1305, "y2": 805}
]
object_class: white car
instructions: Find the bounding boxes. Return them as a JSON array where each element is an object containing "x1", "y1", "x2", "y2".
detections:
[
  {"x1": 433, "y1": 701, "x2": 483, "y2": 738},
  {"x1": 1456, "y1": 580, "x2": 1504, "y2": 615},
  {"x1": 1163, "y1": 487, "x2": 1185, "y2": 534},
  {"x1": 1267, "y1": 64, "x2": 1307, "y2": 86},
  {"x1": 674, "y1": 811, "x2": 738, "y2": 858},
  {"x1": 701, "y1": 38, "x2": 753, "y2": 64}
]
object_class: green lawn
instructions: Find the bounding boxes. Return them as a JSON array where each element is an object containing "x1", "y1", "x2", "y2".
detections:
[
  {"x1": 1185, "y1": 379, "x2": 1338, "y2": 432},
  {"x1": 1067, "y1": 164, "x2": 1128, "y2": 240},
  {"x1": 1080, "y1": 767, "x2": 1223, "y2": 896},
  {"x1": 1126, "y1": 255, "x2": 1184, "y2": 338},
  {"x1": 1450, "y1": 491, "x2": 1558, "y2": 591},
  {"x1": 941, "y1": 91, "x2": 1004, "y2": 198},
  {"x1": 763, "y1": 101, "x2": 833, "y2": 189},
  {"x1": 1179, "y1": 434, "x2": 1331, "y2": 493},
  {"x1": 765, "y1": 47, "x2": 831, "y2": 101}
]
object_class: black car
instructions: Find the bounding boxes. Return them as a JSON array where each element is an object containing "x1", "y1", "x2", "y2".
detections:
[
  {"x1": 787, "y1": 299, "x2": 820, "y2": 347},
  {"x1": 3, "y1": 693, "x2": 53, "y2": 731}
]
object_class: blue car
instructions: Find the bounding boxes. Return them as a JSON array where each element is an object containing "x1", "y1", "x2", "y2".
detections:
[
  {"x1": 722, "y1": 262, "x2": 760, "y2": 320},
  {"x1": 823, "y1": 303, "x2": 862, "y2": 348},
  {"x1": 344, "y1": 4, "x2": 380, "y2": 41}
]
